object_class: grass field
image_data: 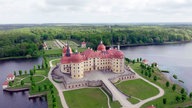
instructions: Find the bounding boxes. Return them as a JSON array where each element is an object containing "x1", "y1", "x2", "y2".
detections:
[
  {"x1": 129, "y1": 62, "x2": 192, "y2": 108},
  {"x1": 44, "y1": 49, "x2": 62, "y2": 55},
  {"x1": 64, "y1": 88, "x2": 108, "y2": 108},
  {"x1": 127, "y1": 97, "x2": 140, "y2": 104},
  {"x1": 116, "y1": 79, "x2": 159, "y2": 100},
  {"x1": 22, "y1": 76, "x2": 45, "y2": 83}
]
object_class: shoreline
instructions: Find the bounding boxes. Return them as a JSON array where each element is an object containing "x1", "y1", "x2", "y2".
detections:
[
  {"x1": 107, "y1": 40, "x2": 192, "y2": 48},
  {"x1": 4, "y1": 87, "x2": 47, "y2": 99},
  {"x1": 0, "y1": 40, "x2": 191, "y2": 61},
  {"x1": 0, "y1": 56, "x2": 40, "y2": 61}
]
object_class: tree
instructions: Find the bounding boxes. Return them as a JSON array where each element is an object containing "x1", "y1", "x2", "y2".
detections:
[
  {"x1": 189, "y1": 92, "x2": 192, "y2": 99},
  {"x1": 49, "y1": 84, "x2": 54, "y2": 90},
  {"x1": 136, "y1": 58, "x2": 140, "y2": 62},
  {"x1": 33, "y1": 66, "x2": 36, "y2": 74},
  {"x1": 38, "y1": 65, "x2": 41, "y2": 69},
  {"x1": 141, "y1": 70, "x2": 144, "y2": 74},
  {"x1": 14, "y1": 71, "x2": 17, "y2": 76},
  {"x1": 19, "y1": 70, "x2": 22, "y2": 76},
  {"x1": 38, "y1": 86, "x2": 42, "y2": 92},
  {"x1": 181, "y1": 94, "x2": 186, "y2": 101},
  {"x1": 154, "y1": 76, "x2": 157, "y2": 81},
  {"x1": 42, "y1": 63, "x2": 44, "y2": 69},
  {"x1": 24, "y1": 70, "x2": 27, "y2": 75},
  {"x1": 145, "y1": 71, "x2": 148, "y2": 76},
  {"x1": 132, "y1": 60, "x2": 136, "y2": 64},
  {"x1": 175, "y1": 96, "x2": 180, "y2": 102},
  {"x1": 52, "y1": 97, "x2": 56, "y2": 103},
  {"x1": 172, "y1": 84, "x2": 176, "y2": 91},
  {"x1": 9, "y1": 81, "x2": 13, "y2": 87},
  {"x1": 44, "y1": 84, "x2": 47, "y2": 90},
  {"x1": 180, "y1": 88, "x2": 185, "y2": 94},
  {"x1": 163, "y1": 98, "x2": 167, "y2": 104},
  {"x1": 45, "y1": 63, "x2": 48, "y2": 69},
  {"x1": 31, "y1": 85, "x2": 35, "y2": 91},
  {"x1": 30, "y1": 69, "x2": 34, "y2": 76},
  {"x1": 148, "y1": 72, "x2": 152, "y2": 78},
  {"x1": 21, "y1": 80, "x2": 24, "y2": 86},
  {"x1": 166, "y1": 81, "x2": 170, "y2": 88},
  {"x1": 30, "y1": 76, "x2": 33, "y2": 81}
]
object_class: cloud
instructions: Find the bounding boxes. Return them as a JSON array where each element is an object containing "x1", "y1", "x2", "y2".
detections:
[{"x1": 0, "y1": 0, "x2": 192, "y2": 23}]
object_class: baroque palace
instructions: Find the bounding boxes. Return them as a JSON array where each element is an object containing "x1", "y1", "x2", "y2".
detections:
[{"x1": 60, "y1": 41, "x2": 125, "y2": 79}]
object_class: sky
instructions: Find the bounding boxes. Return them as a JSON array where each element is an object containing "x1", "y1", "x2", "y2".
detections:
[{"x1": 0, "y1": 0, "x2": 192, "y2": 24}]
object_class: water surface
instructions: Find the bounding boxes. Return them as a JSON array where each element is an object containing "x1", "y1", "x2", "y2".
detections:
[
  {"x1": 121, "y1": 42, "x2": 192, "y2": 93},
  {"x1": 0, "y1": 58, "x2": 48, "y2": 108}
]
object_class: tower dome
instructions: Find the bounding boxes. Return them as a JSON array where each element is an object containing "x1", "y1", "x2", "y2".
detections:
[
  {"x1": 97, "y1": 41, "x2": 106, "y2": 51},
  {"x1": 71, "y1": 53, "x2": 83, "y2": 63}
]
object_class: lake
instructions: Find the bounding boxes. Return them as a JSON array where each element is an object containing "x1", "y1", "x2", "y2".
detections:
[
  {"x1": 121, "y1": 42, "x2": 192, "y2": 93},
  {"x1": 1, "y1": 42, "x2": 192, "y2": 108},
  {"x1": 0, "y1": 58, "x2": 47, "y2": 108}
]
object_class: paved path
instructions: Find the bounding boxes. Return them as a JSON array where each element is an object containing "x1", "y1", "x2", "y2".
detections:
[
  {"x1": 102, "y1": 78, "x2": 133, "y2": 108},
  {"x1": 129, "y1": 68, "x2": 165, "y2": 108},
  {"x1": 100, "y1": 88, "x2": 111, "y2": 108},
  {"x1": 48, "y1": 59, "x2": 69, "y2": 108}
]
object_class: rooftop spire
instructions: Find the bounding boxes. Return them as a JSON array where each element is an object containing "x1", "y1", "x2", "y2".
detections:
[
  {"x1": 65, "y1": 44, "x2": 71, "y2": 57},
  {"x1": 100, "y1": 40, "x2": 103, "y2": 44}
]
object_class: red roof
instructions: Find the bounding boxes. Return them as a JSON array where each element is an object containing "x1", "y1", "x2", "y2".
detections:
[
  {"x1": 143, "y1": 59, "x2": 148, "y2": 63},
  {"x1": 61, "y1": 43, "x2": 124, "y2": 64},
  {"x1": 81, "y1": 42, "x2": 86, "y2": 44},
  {"x1": 7, "y1": 74, "x2": 15, "y2": 78},
  {"x1": 71, "y1": 53, "x2": 83, "y2": 63},
  {"x1": 2, "y1": 81, "x2": 9, "y2": 85},
  {"x1": 97, "y1": 43, "x2": 106, "y2": 51}
]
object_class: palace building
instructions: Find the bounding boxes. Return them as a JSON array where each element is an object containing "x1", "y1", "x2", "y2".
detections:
[{"x1": 60, "y1": 41, "x2": 125, "y2": 79}]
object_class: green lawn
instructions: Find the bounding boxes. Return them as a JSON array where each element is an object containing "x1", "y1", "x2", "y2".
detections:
[
  {"x1": 127, "y1": 97, "x2": 140, "y2": 104},
  {"x1": 110, "y1": 101, "x2": 122, "y2": 108},
  {"x1": 44, "y1": 49, "x2": 62, "y2": 55},
  {"x1": 116, "y1": 79, "x2": 159, "y2": 100},
  {"x1": 64, "y1": 88, "x2": 108, "y2": 108},
  {"x1": 129, "y1": 62, "x2": 192, "y2": 108},
  {"x1": 22, "y1": 76, "x2": 45, "y2": 83},
  {"x1": 35, "y1": 69, "x2": 48, "y2": 76}
]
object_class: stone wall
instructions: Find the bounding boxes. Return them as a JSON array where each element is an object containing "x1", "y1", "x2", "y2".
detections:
[
  {"x1": 110, "y1": 73, "x2": 136, "y2": 84},
  {"x1": 64, "y1": 80, "x2": 103, "y2": 89}
]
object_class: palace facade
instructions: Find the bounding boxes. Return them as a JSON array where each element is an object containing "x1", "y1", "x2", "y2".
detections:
[{"x1": 60, "y1": 41, "x2": 125, "y2": 79}]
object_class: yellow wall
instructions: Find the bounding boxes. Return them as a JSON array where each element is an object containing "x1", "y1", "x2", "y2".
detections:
[{"x1": 61, "y1": 57, "x2": 124, "y2": 79}]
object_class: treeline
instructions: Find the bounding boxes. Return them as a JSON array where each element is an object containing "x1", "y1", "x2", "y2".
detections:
[
  {"x1": 0, "y1": 29, "x2": 43, "y2": 58},
  {"x1": 0, "y1": 25, "x2": 192, "y2": 58},
  {"x1": 29, "y1": 26, "x2": 192, "y2": 49}
]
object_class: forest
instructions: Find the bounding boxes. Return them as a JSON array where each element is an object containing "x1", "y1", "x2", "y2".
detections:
[{"x1": 0, "y1": 25, "x2": 192, "y2": 58}]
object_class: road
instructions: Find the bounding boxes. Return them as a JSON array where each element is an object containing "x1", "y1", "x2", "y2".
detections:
[{"x1": 48, "y1": 59, "x2": 69, "y2": 108}]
